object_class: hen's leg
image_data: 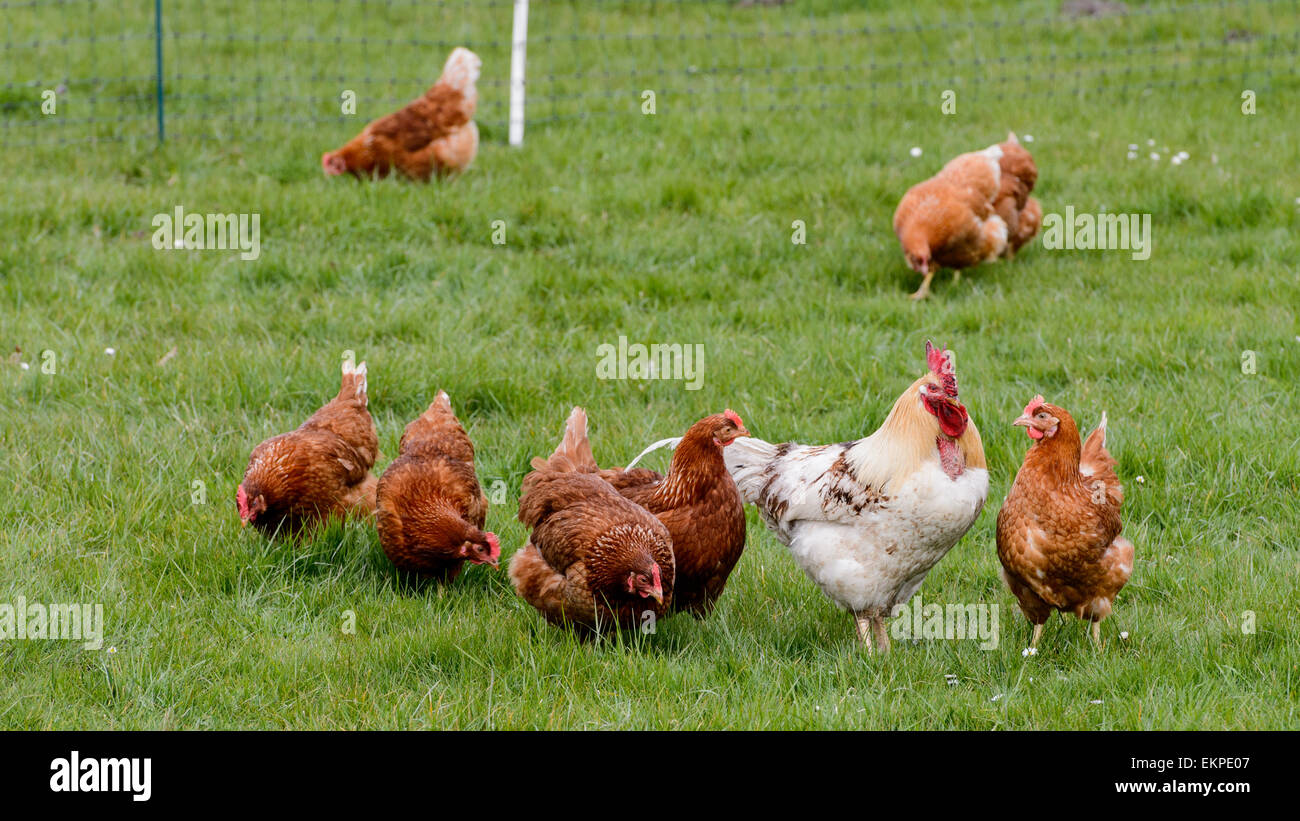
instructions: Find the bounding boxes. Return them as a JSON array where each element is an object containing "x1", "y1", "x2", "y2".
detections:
[
  {"x1": 1091, "y1": 621, "x2": 1102, "y2": 645},
  {"x1": 909, "y1": 270, "x2": 935, "y2": 301},
  {"x1": 1030, "y1": 623, "x2": 1044, "y2": 649},
  {"x1": 951, "y1": 268, "x2": 962, "y2": 284}
]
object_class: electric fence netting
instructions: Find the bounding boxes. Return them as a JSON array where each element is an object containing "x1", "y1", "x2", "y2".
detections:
[{"x1": 4, "y1": 0, "x2": 1298, "y2": 149}]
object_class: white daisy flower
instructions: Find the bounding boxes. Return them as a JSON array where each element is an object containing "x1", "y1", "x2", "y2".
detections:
[
  {"x1": 910, "y1": 146, "x2": 923, "y2": 157},
  {"x1": 104, "y1": 348, "x2": 116, "y2": 355}
]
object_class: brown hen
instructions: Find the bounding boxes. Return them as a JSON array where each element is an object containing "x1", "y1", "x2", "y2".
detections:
[
  {"x1": 321, "y1": 47, "x2": 479, "y2": 181},
  {"x1": 894, "y1": 144, "x2": 1010, "y2": 300},
  {"x1": 996, "y1": 396, "x2": 1134, "y2": 648},
  {"x1": 237, "y1": 361, "x2": 379, "y2": 538},
  {"x1": 376, "y1": 391, "x2": 499, "y2": 582},
  {"x1": 510, "y1": 408, "x2": 674, "y2": 633}
]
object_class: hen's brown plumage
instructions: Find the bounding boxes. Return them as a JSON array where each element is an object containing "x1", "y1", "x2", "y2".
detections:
[
  {"x1": 321, "y1": 47, "x2": 479, "y2": 181},
  {"x1": 992, "y1": 132, "x2": 1042, "y2": 256},
  {"x1": 510, "y1": 408, "x2": 674, "y2": 633},
  {"x1": 597, "y1": 411, "x2": 750, "y2": 617},
  {"x1": 237, "y1": 361, "x2": 379, "y2": 539},
  {"x1": 995, "y1": 397, "x2": 1134, "y2": 648},
  {"x1": 376, "y1": 391, "x2": 498, "y2": 582},
  {"x1": 894, "y1": 144, "x2": 1009, "y2": 300}
]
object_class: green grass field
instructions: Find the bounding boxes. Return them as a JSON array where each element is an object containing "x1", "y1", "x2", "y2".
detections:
[{"x1": 2, "y1": 0, "x2": 1298, "y2": 729}]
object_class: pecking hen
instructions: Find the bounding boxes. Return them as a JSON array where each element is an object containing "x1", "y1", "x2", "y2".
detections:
[
  {"x1": 722, "y1": 341, "x2": 988, "y2": 651},
  {"x1": 321, "y1": 47, "x2": 480, "y2": 181},
  {"x1": 376, "y1": 391, "x2": 499, "y2": 582},
  {"x1": 237, "y1": 360, "x2": 379, "y2": 539},
  {"x1": 894, "y1": 142, "x2": 1011, "y2": 299},
  {"x1": 996, "y1": 396, "x2": 1134, "y2": 649},
  {"x1": 510, "y1": 407, "x2": 675, "y2": 633}
]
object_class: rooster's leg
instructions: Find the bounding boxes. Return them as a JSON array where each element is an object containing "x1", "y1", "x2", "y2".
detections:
[
  {"x1": 1029, "y1": 623, "x2": 1044, "y2": 649},
  {"x1": 909, "y1": 270, "x2": 935, "y2": 301},
  {"x1": 854, "y1": 614, "x2": 874, "y2": 650},
  {"x1": 871, "y1": 617, "x2": 891, "y2": 654}
]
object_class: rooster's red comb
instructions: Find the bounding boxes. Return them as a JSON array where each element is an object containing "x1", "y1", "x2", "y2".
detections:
[
  {"x1": 1023, "y1": 394, "x2": 1046, "y2": 417},
  {"x1": 924, "y1": 340, "x2": 959, "y2": 397}
]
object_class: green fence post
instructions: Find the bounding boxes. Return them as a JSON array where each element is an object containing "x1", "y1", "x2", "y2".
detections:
[{"x1": 154, "y1": 0, "x2": 165, "y2": 141}]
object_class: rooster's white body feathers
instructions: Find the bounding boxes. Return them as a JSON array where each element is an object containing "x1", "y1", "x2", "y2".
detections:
[{"x1": 724, "y1": 431, "x2": 988, "y2": 616}]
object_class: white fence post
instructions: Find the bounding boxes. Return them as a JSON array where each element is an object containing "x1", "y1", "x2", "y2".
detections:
[{"x1": 509, "y1": 0, "x2": 529, "y2": 146}]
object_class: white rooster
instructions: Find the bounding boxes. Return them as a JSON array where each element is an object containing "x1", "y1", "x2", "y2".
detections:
[{"x1": 724, "y1": 341, "x2": 988, "y2": 651}]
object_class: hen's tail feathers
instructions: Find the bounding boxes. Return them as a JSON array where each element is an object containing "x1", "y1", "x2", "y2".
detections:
[
  {"x1": 625, "y1": 437, "x2": 682, "y2": 470},
  {"x1": 1080, "y1": 411, "x2": 1111, "y2": 473},
  {"x1": 1080, "y1": 411, "x2": 1123, "y2": 502},
  {"x1": 422, "y1": 389, "x2": 457, "y2": 425},
  {"x1": 722, "y1": 436, "x2": 781, "y2": 505},
  {"x1": 438, "y1": 46, "x2": 481, "y2": 96},
  {"x1": 340, "y1": 360, "x2": 368, "y2": 405},
  {"x1": 530, "y1": 406, "x2": 599, "y2": 474}
]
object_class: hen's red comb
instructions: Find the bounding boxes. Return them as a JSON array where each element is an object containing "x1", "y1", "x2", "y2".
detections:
[
  {"x1": 924, "y1": 340, "x2": 959, "y2": 397},
  {"x1": 724, "y1": 409, "x2": 744, "y2": 429},
  {"x1": 1023, "y1": 394, "x2": 1046, "y2": 417}
]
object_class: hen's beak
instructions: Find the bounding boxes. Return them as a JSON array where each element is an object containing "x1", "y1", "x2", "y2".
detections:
[
  {"x1": 1012, "y1": 413, "x2": 1033, "y2": 428},
  {"x1": 736, "y1": 425, "x2": 751, "y2": 438},
  {"x1": 648, "y1": 586, "x2": 664, "y2": 605}
]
